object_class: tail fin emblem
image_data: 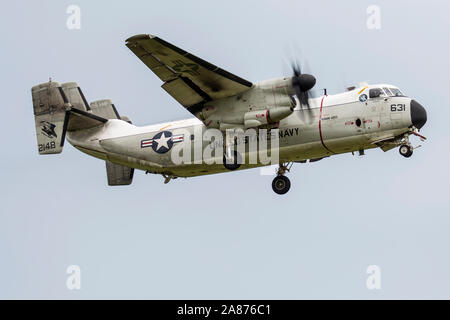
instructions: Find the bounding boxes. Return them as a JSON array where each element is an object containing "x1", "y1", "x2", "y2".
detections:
[{"x1": 41, "y1": 121, "x2": 58, "y2": 138}]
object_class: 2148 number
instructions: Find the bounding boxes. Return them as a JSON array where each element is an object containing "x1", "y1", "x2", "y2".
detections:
[{"x1": 38, "y1": 141, "x2": 56, "y2": 152}]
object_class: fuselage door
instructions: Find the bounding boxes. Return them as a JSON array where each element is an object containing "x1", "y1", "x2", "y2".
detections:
[{"x1": 368, "y1": 87, "x2": 391, "y2": 131}]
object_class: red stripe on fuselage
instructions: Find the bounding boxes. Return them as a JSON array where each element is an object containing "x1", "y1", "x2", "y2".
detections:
[{"x1": 318, "y1": 95, "x2": 335, "y2": 154}]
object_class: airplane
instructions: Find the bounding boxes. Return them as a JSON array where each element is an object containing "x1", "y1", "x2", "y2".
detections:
[{"x1": 31, "y1": 34, "x2": 427, "y2": 194}]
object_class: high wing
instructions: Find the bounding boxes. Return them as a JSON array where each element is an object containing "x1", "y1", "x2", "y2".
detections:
[{"x1": 125, "y1": 34, "x2": 253, "y2": 118}]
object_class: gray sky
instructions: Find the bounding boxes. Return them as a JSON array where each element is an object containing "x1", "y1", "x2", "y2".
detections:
[{"x1": 1, "y1": 0, "x2": 449, "y2": 299}]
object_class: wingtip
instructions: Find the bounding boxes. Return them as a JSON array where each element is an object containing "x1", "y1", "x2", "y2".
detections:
[{"x1": 125, "y1": 34, "x2": 156, "y2": 43}]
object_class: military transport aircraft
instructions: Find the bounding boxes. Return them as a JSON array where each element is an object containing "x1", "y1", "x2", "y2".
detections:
[{"x1": 31, "y1": 34, "x2": 427, "y2": 194}]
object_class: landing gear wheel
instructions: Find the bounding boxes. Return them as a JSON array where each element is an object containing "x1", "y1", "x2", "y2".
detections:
[
  {"x1": 272, "y1": 175, "x2": 291, "y2": 195},
  {"x1": 223, "y1": 151, "x2": 242, "y2": 170},
  {"x1": 399, "y1": 144, "x2": 413, "y2": 158}
]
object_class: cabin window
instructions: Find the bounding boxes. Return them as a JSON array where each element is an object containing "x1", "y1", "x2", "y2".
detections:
[{"x1": 369, "y1": 88, "x2": 384, "y2": 98}]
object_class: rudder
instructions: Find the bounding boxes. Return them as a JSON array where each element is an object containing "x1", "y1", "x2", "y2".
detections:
[{"x1": 31, "y1": 81, "x2": 68, "y2": 154}]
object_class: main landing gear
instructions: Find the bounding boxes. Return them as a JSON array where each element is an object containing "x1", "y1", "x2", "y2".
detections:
[
  {"x1": 223, "y1": 150, "x2": 242, "y2": 171},
  {"x1": 272, "y1": 163, "x2": 292, "y2": 195},
  {"x1": 222, "y1": 134, "x2": 242, "y2": 171}
]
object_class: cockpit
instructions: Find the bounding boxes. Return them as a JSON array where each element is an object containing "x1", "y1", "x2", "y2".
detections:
[{"x1": 368, "y1": 86, "x2": 406, "y2": 99}]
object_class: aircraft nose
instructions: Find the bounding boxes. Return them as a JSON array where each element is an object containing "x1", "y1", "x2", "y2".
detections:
[{"x1": 410, "y1": 99, "x2": 427, "y2": 129}]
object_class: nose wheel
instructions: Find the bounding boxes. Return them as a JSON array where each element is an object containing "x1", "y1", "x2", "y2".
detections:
[
  {"x1": 397, "y1": 132, "x2": 415, "y2": 158},
  {"x1": 398, "y1": 133, "x2": 414, "y2": 158},
  {"x1": 271, "y1": 162, "x2": 292, "y2": 195},
  {"x1": 399, "y1": 144, "x2": 413, "y2": 158}
]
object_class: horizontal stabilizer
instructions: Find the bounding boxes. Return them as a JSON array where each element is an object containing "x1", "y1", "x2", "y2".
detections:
[
  {"x1": 65, "y1": 108, "x2": 108, "y2": 132},
  {"x1": 90, "y1": 99, "x2": 121, "y2": 120}
]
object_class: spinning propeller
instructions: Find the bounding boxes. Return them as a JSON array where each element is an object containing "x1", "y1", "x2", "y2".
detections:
[{"x1": 291, "y1": 61, "x2": 316, "y2": 122}]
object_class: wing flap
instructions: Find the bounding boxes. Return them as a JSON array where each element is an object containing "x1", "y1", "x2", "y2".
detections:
[{"x1": 162, "y1": 77, "x2": 208, "y2": 107}]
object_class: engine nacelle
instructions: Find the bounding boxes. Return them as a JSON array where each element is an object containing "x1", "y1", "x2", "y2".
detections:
[{"x1": 244, "y1": 107, "x2": 293, "y2": 128}]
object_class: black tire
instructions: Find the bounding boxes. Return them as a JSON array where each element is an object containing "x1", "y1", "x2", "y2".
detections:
[
  {"x1": 399, "y1": 144, "x2": 413, "y2": 158},
  {"x1": 272, "y1": 175, "x2": 291, "y2": 195},
  {"x1": 223, "y1": 151, "x2": 242, "y2": 170}
]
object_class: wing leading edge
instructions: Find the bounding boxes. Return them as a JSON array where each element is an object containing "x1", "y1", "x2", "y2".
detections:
[{"x1": 125, "y1": 34, "x2": 253, "y2": 117}]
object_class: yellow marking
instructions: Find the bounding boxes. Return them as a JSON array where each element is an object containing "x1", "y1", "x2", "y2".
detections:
[
  {"x1": 159, "y1": 124, "x2": 172, "y2": 131},
  {"x1": 358, "y1": 86, "x2": 368, "y2": 94}
]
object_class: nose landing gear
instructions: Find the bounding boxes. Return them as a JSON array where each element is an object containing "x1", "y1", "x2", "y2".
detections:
[
  {"x1": 398, "y1": 132, "x2": 417, "y2": 158},
  {"x1": 399, "y1": 144, "x2": 413, "y2": 158},
  {"x1": 272, "y1": 163, "x2": 292, "y2": 195}
]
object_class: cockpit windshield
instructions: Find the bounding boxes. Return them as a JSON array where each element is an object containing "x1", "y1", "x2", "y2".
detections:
[
  {"x1": 383, "y1": 87, "x2": 406, "y2": 97},
  {"x1": 390, "y1": 88, "x2": 405, "y2": 96},
  {"x1": 383, "y1": 87, "x2": 393, "y2": 96}
]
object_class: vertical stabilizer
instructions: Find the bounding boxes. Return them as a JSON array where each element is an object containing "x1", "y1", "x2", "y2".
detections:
[{"x1": 31, "y1": 81, "x2": 68, "y2": 154}]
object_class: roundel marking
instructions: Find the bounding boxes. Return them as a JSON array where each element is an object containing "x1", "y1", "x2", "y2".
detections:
[{"x1": 151, "y1": 131, "x2": 173, "y2": 154}]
